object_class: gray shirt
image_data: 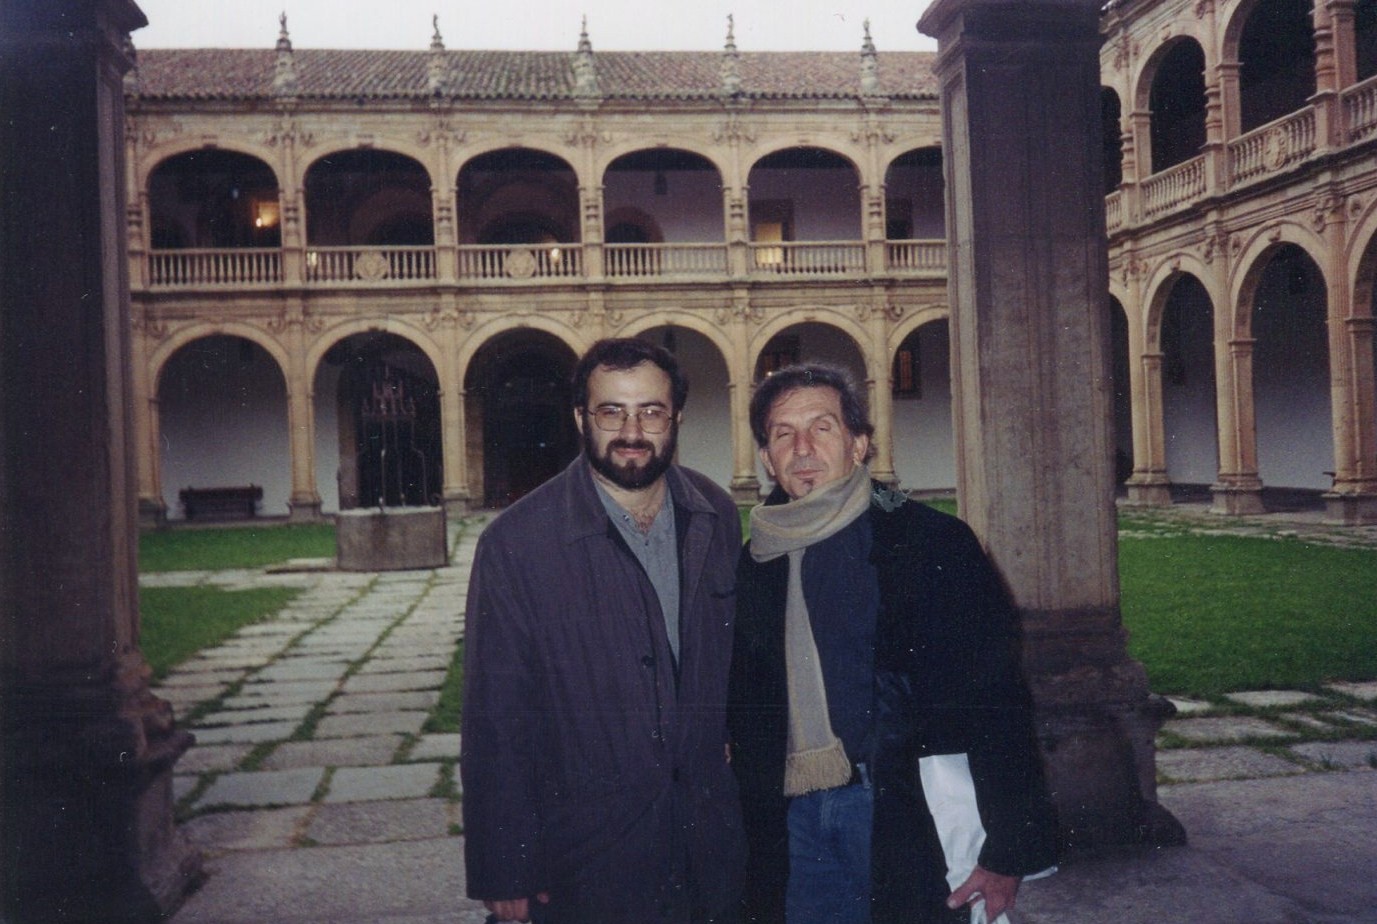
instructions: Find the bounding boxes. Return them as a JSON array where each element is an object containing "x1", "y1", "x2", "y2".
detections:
[{"x1": 595, "y1": 480, "x2": 681, "y2": 664}]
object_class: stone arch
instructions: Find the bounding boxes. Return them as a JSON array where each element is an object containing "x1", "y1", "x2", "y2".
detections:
[
  {"x1": 302, "y1": 148, "x2": 435, "y2": 246},
  {"x1": 150, "y1": 321, "x2": 290, "y2": 392},
  {"x1": 1227, "y1": 0, "x2": 1317, "y2": 133},
  {"x1": 462, "y1": 326, "x2": 582, "y2": 507},
  {"x1": 620, "y1": 320, "x2": 734, "y2": 488},
  {"x1": 1143, "y1": 252, "x2": 1219, "y2": 349},
  {"x1": 597, "y1": 141, "x2": 730, "y2": 181},
  {"x1": 306, "y1": 317, "x2": 446, "y2": 387},
  {"x1": 745, "y1": 146, "x2": 865, "y2": 244},
  {"x1": 312, "y1": 327, "x2": 444, "y2": 510},
  {"x1": 1233, "y1": 239, "x2": 1333, "y2": 491},
  {"x1": 453, "y1": 315, "x2": 589, "y2": 386},
  {"x1": 883, "y1": 147, "x2": 945, "y2": 240},
  {"x1": 1144, "y1": 268, "x2": 1219, "y2": 491},
  {"x1": 748, "y1": 309, "x2": 873, "y2": 372},
  {"x1": 618, "y1": 311, "x2": 738, "y2": 369},
  {"x1": 1131, "y1": 25, "x2": 1213, "y2": 112},
  {"x1": 137, "y1": 140, "x2": 283, "y2": 190},
  {"x1": 1233, "y1": 0, "x2": 1316, "y2": 132},
  {"x1": 154, "y1": 331, "x2": 292, "y2": 519},
  {"x1": 602, "y1": 148, "x2": 724, "y2": 247},
  {"x1": 145, "y1": 148, "x2": 282, "y2": 249},
  {"x1": 887, "y1": 309, "x2": 956, "y2": 492},
  {"x1": 1137, "y1": 36, "x2": 1209, "y2": 173},
  {"x1": 306, "y1": 316, "x2": 449, "y2": 514},
  {"x1": 455, "y1": 147, "x2": 581, "y2": 247},
  {"x1": 1229, "y1": 224, "x2": 1329, "y2": 336},
  {"x1": 1345, "y1": 196, "x2": 1377, "y2": 309}
]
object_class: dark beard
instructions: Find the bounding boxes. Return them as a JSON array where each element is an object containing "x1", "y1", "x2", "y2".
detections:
[{"x1": 584, "y1": 422, "x2": 677, "y2": 490}]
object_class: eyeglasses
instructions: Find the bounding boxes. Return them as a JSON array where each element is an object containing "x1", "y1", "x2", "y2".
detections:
[{"x1": 585, "y1": 405, "x2": 673, "y2": 434}]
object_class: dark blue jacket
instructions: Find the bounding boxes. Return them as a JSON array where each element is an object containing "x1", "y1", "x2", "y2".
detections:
[
  {"x1": 728, "y1": 486, "x2": 1057, "y2": 924},
  {"x1": 461, "y1": 458, "x2": 746, "y2": 923}
]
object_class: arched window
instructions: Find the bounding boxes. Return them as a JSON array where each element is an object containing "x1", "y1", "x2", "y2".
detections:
[
  {"x1": 1238, "y1": 0, "x2": 1316, "y2": 133},
  {"x1": 1149, "y1": 41, "x2": 1207, "y2": 173}
]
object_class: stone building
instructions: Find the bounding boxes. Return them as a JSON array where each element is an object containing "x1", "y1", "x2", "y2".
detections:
[
  {"x1": 1102, "y1": 0, "x2": 1377, "y2": 523},
  {"x1": 124, "y1": 1, "x2": 1377, "y2": 527},
  {"x1": 125, "y1": 17, "x2": 955, "y2": 522}
]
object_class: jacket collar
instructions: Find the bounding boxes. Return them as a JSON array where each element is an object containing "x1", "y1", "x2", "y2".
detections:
[{"x1": 558, "y1": 456, "x2": 715, "y2": 545}]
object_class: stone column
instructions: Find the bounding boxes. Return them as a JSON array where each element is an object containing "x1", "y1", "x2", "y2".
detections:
[
  {"x1": 0, "y1": 0, "x2": 202, "y2": 920},
  {"x1": 919, "y1": 0, "x2": 1182, "y2": 848}
]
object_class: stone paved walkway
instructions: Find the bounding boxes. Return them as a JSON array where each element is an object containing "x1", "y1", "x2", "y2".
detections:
[{"x1": 151, "y1": 506, "x2": 1377, "y2": 924}]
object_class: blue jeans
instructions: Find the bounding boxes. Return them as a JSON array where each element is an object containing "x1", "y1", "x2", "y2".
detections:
[{"x1": 785, "y1": 769, "x2": 874, "y2": 924}]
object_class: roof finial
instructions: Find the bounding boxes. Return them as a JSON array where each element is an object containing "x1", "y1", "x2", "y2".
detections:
[
  {"x1": 860, "y1": 19, "x2": 880, "y2": 96},
  {"x1": 720, "y1": 14, "x2": 742, "y2": 97},
  {"x1": 273, "y1": 11, "x2": 299, "y2": 98},
  {"x1": 572, "y1": 15, "x2": 600, "y2": 99},
  {"x1": 428, "y1": 14, "x2": 447, "y2": 96},
  {"x1": 578, "y1": 14, "x2": 593, "y2": 55}
]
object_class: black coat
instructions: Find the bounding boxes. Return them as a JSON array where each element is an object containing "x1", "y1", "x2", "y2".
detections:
[
  {"x1": 727, "y1": 488, "x2": 1057, "y2": 924},
  {"x1": 460, "y1": 458, "x2": 746, "y2": 923}
]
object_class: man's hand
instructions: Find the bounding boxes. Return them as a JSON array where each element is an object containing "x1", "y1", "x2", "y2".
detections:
[
  {"x1": 483, "y1": 892, "x2": 550, "y2": 922},
  {"x1": 946, "y1": 866, "x2": 1020, "y2": 921}
]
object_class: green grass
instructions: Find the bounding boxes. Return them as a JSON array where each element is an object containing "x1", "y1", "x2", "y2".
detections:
[
  {"x1": 140, "y1": 585, "x2": 300, "y2": 678},
  {"x1": 139, "y1": 523, "x2": 335, "y2": 572},
  {"x1": 424, "y1": 640, "x2": 465, "y2": 734},
  {"x1": 137, "y1": 508, "x2": 1377, "y2": 710},
  {"x1": 1119, "y1": 529, "x2": 1377, "y2": 696}
]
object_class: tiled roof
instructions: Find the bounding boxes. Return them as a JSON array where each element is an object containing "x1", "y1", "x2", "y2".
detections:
[{"x1": 130, "y1": 48, "x2": 939, "y2": 102}]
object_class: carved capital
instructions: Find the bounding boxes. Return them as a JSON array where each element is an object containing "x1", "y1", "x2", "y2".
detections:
[
  {"x1": 713, "y1": 116, "x2": 758, "y2": 145},
  {"x1": 131, "y1": 310, "x2": 168, "y2": 340},
  {"x1": 424, "y1": 305, "x2": 473, "y2": 330},
  {"x1": 263, "y1": 120, "x2": 314, "y2": 149},
  {"x1": 417, "y1": 119, "x2": 467, "y2": 147}
]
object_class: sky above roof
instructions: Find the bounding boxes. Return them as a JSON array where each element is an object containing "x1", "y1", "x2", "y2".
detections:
[{"x1": 130, "y1": 0, "x2": 938, "y2": 53}]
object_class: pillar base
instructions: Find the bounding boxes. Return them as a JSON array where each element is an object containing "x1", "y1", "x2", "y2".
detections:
[
  {"x1": 137, "y1": 496, "x2": 167, "y2": 529},
  {"x1": 729, "y1": 475, "x2": 761, "y2": 505},
  {"x1": 2, "y1": 668, "x2": 203, "y2": 923},
  {"x1": 1323, "y1": 490, "x2": 1377, "y2": 525},
  {"x1": 1025, "y1": 608, "x2": 1184, "y2": 850},
  {"x1": 1210, "y1": 482, "x2": 1265, "y2": 516},
  {"x1": 442, "y1": 488, "x2": 473, "y2": 517},
  {"x1": 1122, "y1": 475, "x2": 1172, "y2": 507},
  {"x1": 287, "y1": 495, "x2": 324, "y2": 523}
]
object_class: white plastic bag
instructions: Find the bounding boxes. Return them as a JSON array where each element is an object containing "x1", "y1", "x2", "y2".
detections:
[{"x1": 918, "y1": 753, "x2": 1056, "y2": 924}]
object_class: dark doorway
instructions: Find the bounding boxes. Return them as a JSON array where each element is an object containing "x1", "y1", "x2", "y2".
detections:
[
  {"x1": 322, "y1": 333, "x2": 442, "y2": 508},
  {"x1": 466, "y1": 332, "x2": 578, "y2": 507}
]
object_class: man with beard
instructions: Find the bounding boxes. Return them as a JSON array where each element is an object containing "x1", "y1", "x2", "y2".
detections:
[{"x1": 461, "y1": 338, "x2": 746, "y2": 924}]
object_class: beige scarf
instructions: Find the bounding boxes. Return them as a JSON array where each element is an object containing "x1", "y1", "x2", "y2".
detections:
[{"x1": 749, "y1": 465, "x2": 873, "y2": 797}]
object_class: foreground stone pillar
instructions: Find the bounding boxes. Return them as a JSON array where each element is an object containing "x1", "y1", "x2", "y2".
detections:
[
  {"x1": 919, "y1": 0, "x2": 1183, "y2": 848},
  {"x1": 0, "y1": 1, "x2": 203, "y2": 920}
]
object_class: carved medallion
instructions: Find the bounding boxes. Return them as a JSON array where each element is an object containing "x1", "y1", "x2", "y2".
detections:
[
  {"x1": 354, "y1": 250, "x2": 390, "y2": 280},
  {"x1": 505, "y1": 248, "x2": 537, "y2": 279}
]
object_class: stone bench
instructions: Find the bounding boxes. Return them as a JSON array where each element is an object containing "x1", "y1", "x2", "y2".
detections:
[{"x1": 179, "y1": 485, "x2": 262, "y2": 521}]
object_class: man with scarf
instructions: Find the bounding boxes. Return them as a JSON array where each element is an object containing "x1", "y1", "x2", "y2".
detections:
[{"x1": 728, "y1": 363, "x2": 1056, "y2": 924}]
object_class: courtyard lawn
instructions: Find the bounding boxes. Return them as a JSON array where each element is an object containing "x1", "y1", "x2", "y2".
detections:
[
  {"x1": 140, "y1": 585, "x2": 299, "y2": 679},
  {"x1": 137, "y1": 522, "x2": 329, "y2": 676},
  {"x1": 136, "y1": 511, "x2": 1377, "y2": 703},
  {"x1": 139, "y1": 523, "x2": 336, "y2": 572},
  {"x1": 1117, "y1": 521, "x2": 1377, "y2": 697}
]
